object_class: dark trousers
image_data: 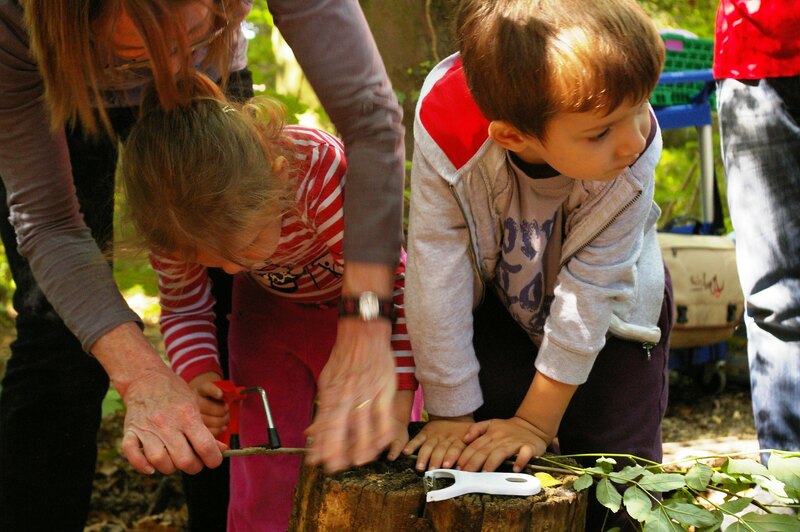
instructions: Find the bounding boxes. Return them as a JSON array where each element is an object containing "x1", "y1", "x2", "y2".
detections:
[
  {"x1": 473, "y1": 267, "x2": 673, "y2": 531},
  {"x1": 0, "y1": 69, "x2": 252, "y2": 531}
]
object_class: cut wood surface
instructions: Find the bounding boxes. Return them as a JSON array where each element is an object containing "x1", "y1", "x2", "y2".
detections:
[{"x1": 289, "y1": 455, "x2": 587, "y2": 531}]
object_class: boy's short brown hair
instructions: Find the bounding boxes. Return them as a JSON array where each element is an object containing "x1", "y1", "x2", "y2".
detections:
[{"x1": 457, "y1": 0, "x2": 665, "y2": 139}]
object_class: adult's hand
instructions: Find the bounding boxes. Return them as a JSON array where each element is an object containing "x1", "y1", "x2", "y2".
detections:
[
  {"x1": 92, "y1": 322, "x2": 224, "y2": 475},
  {"x1": 306, "y1": 317, "x2": 396, "y2": 472},
  {"x1": 305, "y1": 262, "x2": 397, "y2": 472}
]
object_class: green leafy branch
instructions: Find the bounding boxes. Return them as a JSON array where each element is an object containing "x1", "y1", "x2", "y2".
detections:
[{"x1": 522, "y1": 451, "x2": 800, "y2": 531}]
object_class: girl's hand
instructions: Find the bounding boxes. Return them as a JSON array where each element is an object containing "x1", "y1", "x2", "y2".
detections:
[
  {"x1": 402, "y1": 415, "x2": 474, "y2": 471},
  {"x1": 385, "y1": 390, "x2": 415, "y2": 461},
  {"x1": 188, "y1": 372, "x2": 229, "y2": 436},
  {"x1": 457, "y1": 416, "x2": 550, "y2": 473}
]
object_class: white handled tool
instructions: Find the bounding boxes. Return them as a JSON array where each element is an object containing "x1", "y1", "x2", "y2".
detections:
[{"x1": 423, "y1": 469, "x2": 542, "y2": 502}]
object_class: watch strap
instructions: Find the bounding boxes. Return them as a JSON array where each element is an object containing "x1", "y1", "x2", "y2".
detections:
[{"x1": 338, "y1": 293, "x2": 396, "y2": 322}]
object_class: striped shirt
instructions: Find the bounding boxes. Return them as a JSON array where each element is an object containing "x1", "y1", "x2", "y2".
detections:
[{"x1": 151, "y1": 126, "x2": 414, "y2": 388}]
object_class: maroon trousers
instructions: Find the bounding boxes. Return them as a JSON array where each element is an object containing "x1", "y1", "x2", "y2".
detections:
[
  {"x1": 227, "y1": 275, "x2": 337, "y2": 532},
  {"x1": 473, "y1": 267, "x2": 673, "y2": 530}
]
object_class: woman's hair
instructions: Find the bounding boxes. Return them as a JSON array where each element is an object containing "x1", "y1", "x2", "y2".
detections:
[
  {"x1": 456, "y1": 0, "x2": 665, "y2": 139},
  {"x1": 120, "y1": 71, "x2": 294, "y2": 264},
  {"x1": 22, "y1": 0, "x2": 244, "y2": 137}
]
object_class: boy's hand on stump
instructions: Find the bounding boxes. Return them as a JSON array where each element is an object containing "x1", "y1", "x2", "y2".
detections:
[
  {"x1": 458, "y1": 417, "x2": 549, "y2": 473},
  {"x1": 403, "y1": 415, "x2": 474, "y2": 471}
]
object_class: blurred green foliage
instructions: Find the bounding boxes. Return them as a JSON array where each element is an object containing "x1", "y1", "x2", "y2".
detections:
[
  {"x1": 640, "y1": 0, "x2": 729, "y2": 234},
  {"x1": 641, "y1": 0, "x2": 717, "y2": 39}
]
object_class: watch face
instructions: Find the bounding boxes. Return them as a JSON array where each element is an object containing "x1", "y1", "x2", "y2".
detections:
[{"x1": 359, "y1": 292, "x2": 380, "y2": 321}]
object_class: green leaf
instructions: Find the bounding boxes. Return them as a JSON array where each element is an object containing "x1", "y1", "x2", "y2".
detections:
[
  {"x1": 664, "y1": 490, "x2": 695, "y2": 504},
  {"x1": 686, "y1": 463, "x2": 715, "y2": 491},
  {"x1": 642, "y1": 507, "x2": 680, "y2": 532},
  {"x1": 663, "y1": 502, "x2": 718, "y2": 527},
  {"x1": 712, "y1": 471, "x2": 752, "y2": 494},
  {"x1": 712, "y1": 471, "x2": 736, "y2": 484},
  {"x1": 724, "y1": 512, "x2": 800, "y2": 531},
  {"x1": 752, "y1": 474, "x2": 790, "y2": 500},
  {"x1": 696, "y1": 510, "x2": 724, "y2": 532},
  {"x1": 612, "y1": 465, "x2": 647, "y2": 483},
  {"x1": 724, "y1": 458, "x2": 769, "y2": 477},
  {"x1": 768, "y1": 454, "x2": 800, "y2": 500},
  {"x1": 719, "y1": 497, "x2": 753, "y2": 514},
  {"x1": 623, "y1": 485, "x2": 652, "y2": 521},
  {"x1": 597, "y1": 456, "x2": 617, "y2": 473},
  {"x1": 596, "y1": 477, "x2": 622, "y2": 513},
  {"x1": 573, "y1": 474, "x2": 594, "y2": 492},
  {"x1": 639, "y1": 473, "x2": 686, "y2": 493},
  {"x1": 583, "y1": 466, "x2": 608, "y2": 476}
]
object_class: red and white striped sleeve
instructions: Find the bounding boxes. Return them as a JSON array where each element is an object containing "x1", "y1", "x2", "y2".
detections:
[
  {"x1": 149, "y1": 253, "x2": 222, "y2": 383},
  {"x1": 291, "y1": 127, "x2": 347, "y2": 256},
  {"x1": 392, "y1": 250, "x2": 416, "y2": 390},
  {"x1": 293, "y1": 126, "x2": 417, "y2": 390}
]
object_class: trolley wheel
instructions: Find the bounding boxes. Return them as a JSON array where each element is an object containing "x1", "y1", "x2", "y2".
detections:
[{"x1": 699, "y1": 360, "x2": 727, "y2": 395}]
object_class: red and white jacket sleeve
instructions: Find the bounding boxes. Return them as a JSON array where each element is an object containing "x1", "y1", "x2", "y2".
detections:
[{"x1": 150, "y1": 254, "x2": 222, "y2": 383}]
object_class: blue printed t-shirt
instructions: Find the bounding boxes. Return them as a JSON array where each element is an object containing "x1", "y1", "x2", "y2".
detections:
[{"x1": 495, "y1": 152, "x2": 572, "y2": 345}]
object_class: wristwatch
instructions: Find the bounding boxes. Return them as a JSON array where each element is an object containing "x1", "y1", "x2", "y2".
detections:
[{"x1": 338, "y1": 291, "x2": 396, "y2": 322}]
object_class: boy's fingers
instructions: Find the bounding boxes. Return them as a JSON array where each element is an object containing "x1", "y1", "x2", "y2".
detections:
[
  {"x1": 513, "y1": 445, "x2": 535, "y2": 472},
  {"x1": 385, "y1": 435, "x2": 407, "y2": 461},
  {"x1": 441, "y1": 443, "x2": 464, "y2": 469},
  {"x1": 463, "y1": 420, "x2": 489, "y2": 443},
  {"x1": 414, "y1": 439, "x2": 436, "y2": 471},
  {"x1": 403, "y1": 433, "x2": 425, "y2": 455}
]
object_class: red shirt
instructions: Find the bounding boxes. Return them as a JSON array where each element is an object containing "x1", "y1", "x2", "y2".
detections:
[
  {"x1": 152, "y1": 126, "x2": 414, "y2": 389},
  {"x1": 713, "y1": 0, "x2": 800, "y2": 79}
]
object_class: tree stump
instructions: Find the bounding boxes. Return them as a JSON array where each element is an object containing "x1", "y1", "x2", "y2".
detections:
[{"x1": 289, "y1": 455, "x2": 587, "y2": 531}]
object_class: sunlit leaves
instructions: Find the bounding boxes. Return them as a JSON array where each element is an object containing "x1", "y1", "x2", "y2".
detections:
[
  {"x1": 724, "y1": 513, "x2": 800, "y2": 531},
  {"x1": 768, "y1": 453, "x2": 800, "y2": 500},
  {"x1": 685, "y1": 462, "x2": 714, "y2": 491},
  {"x1": 555, "y1": 452, "x2": 799, "y2": 531}
]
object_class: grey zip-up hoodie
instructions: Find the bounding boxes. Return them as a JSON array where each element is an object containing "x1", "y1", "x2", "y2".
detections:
[{"x1": 406, "y1": 54, "x2": 665, "y2": 417}]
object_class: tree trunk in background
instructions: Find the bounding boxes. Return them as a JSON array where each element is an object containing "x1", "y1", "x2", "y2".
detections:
[{"x1": 360, "y1": 0, "x2": 459, "y2": 161}]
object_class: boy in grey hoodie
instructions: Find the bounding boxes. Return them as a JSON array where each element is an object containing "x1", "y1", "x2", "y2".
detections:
[{"x1": 402, "y1": 0, "x2": 672, "y2": 525}]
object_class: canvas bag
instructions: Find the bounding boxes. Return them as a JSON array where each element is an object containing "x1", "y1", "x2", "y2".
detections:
[{"x1": 658, "y1": 232, "x2": 744, "y2": 349}]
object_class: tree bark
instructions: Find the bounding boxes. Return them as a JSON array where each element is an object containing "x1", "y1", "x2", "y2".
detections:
[{"x1": 289, "y1": 455, "x2": 587, "y2": 531}]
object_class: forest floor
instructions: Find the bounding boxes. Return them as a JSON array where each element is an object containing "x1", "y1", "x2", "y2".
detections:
[{"x1": 0, "y1": 323, "x2": 758, "y2": 531}]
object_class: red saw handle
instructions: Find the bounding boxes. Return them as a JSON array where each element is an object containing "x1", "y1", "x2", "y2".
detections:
[{"x1": 213, "y1": 379, "x2": 246, "y2": 448}]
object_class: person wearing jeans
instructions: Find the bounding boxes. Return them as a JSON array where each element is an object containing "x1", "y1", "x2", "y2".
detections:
[{"x1": 714, "y1": 0, "x2": 800, "y2": 457}]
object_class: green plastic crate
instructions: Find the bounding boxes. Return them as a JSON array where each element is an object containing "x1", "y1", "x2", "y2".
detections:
[{"x1": 650, "y1": 33, "x2": 715, "y2": 108}]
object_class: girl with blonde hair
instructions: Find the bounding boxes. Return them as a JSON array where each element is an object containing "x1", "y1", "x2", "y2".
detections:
[
  {"x1": 0, "y1": 1, "x2": 405, "y2": 529},
  {"x1": 120, "y1": 72, "x2": 415, "y2": 530}
]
